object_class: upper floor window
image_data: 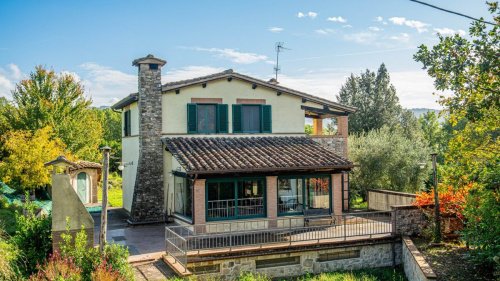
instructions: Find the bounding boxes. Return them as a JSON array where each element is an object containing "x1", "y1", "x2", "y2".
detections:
[
  {"x1": 187, "y1": 103, "x2": 228, "y2": 134},
  {"x1": 233, "y1": 104, "x2": 272, "y2": 133},
  {"x1": 123, "y1": 110, "x2": 131, "y2": 136}
]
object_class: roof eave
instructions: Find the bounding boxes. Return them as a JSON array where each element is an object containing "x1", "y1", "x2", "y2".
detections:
[
  {"x1": 111, "y1": 93, "x2": 138, "y2": 110},
  {"x1": 184, "y1": 164, "x2": 354, "y2": 175}
]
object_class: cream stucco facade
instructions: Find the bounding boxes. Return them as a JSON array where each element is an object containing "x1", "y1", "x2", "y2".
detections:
[
  {"x1": 121, "y1": 102, "x2": 140, "y2": 212},
  {"x1": 122, "y1": 77, "x2": 331, "y2": 213}
]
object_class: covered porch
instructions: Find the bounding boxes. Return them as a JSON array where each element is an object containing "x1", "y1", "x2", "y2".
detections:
[{"x1": 163, "y1": 136, "x2": 354, "y2": 226}]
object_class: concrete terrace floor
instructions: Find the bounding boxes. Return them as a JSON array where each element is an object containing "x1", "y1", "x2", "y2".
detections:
[{"x1": 91, "y1": 208, "x2": 166, "y2": 256}]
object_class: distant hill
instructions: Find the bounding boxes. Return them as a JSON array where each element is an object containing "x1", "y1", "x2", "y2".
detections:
[{"x1": 409, "y1": 108, "x2": 441, "y2": 118}]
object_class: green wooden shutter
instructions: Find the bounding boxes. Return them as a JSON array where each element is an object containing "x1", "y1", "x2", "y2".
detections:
[
  {"x1": 124, "y1": 110, "x2": 131, "y2": 136},
  {"x1": 217, "y1": 104, "x2": 228, "y2": 133},
  {"x1": 232, "y1": 104, "x2": 242, "y2": 133},
  {"x1": 187, "y1": 103, "x2": 198, "y2": 133},
  {"x1": 261, "y1": 105, "x2": 272, "y2": 133}
]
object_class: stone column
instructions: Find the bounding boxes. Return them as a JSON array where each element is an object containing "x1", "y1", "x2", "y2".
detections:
[
  {"x1": 312, "y1": 118, "x2": 323, "y2": 135},
  {"x1": 336, "y1": 116, "x2": 349, "y2": 157},
  {"x1": 193, "y1": 178, "x2": 206, "y2": 225},
  {"x1": 331, "y1": 173, "x2": 343, "y2": 218},
  {"x1": 266, "y1": 176, "x2": 278, "y2": 220}
]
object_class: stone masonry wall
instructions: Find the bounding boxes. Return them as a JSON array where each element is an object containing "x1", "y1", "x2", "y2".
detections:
[
  {"x1": 392, "y1": 205, "x2": 428, "y2": 236},
  {"x1": 402, "y1": 236, "x2": 437, "y2": 281},
  {"x1": 129, "y1": 61, "x2": 165, "y2": 223},
  {"x1": 189, "y1": 242, "x2": 401, "y2": 280},
  {"x1": 310, "y1": 136, "x2": 346, "y2": 158}
]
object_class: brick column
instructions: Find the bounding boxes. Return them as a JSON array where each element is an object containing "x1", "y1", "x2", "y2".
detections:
[
  {"x1": 331, "y1": 174, "x2": 343, "y2": 217},
  {"x1": 193, "y1": 178, "x2": 206, "y2": 225},
  {"x1": 266, "y1": 176, "x2": 278, "y2": 219}
]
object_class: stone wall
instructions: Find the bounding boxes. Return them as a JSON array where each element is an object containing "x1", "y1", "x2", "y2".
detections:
[
  {"x1": 188, "y1": 241, "x2": 401, "y2": 280},
  {"x1": 310, "y1": 136, "x2": 346, "y2": 158},
  {"x1": 402, "y1": 236, "x2": 436, "y2": 281},
  {"x1": 392, "y1": 205, "x2": 427, "y2": 236},
  {"x1": 368, "y1": 189, "x2": 416, "y2": 211},
  {"x1": 129, "y1": 56, "x2": 166, "y2": 223}
]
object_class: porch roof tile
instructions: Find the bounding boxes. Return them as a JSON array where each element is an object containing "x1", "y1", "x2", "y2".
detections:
[{"x1": 162, "y1": 136, "x2": 353, "y2": 175}]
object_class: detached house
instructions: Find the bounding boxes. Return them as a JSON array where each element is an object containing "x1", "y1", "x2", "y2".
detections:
[{"x1": 112, "y1": 54, "x2": 356, "y2": 226}]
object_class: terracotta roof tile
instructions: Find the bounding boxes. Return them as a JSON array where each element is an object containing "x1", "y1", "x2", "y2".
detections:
[{"x1": 162, "y1": 137, "x2": 353, "y2": 175}]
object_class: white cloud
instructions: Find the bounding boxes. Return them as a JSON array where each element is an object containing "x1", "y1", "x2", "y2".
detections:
[
  {"x1": 343, "y1": 32, "x2": 378, "y2": 44},
  {"x1": 268, "y1": 27, "x2": 284, "y2": 33},
  {"x1": 389, "y1": 17, "x2": 429, "y2": 33},
  {"x1": 315, "y1": 28, "x2": 335, "y2": 35},
  {"x1": 297, "y1": 11, "x2": 317, "y2": 19},
  {"x1": 343, "y1": 24, "x2": 353, "y2": 28},
  {"x1": 390, "y1": 33, "x2": 410, "y2": 43},
  {"x1": 308, "y1": 11, "x2": 318, "y2": 19},
  {"x1": 375, "y1": 16, "x2": 383, "y2": 22},
  {"x1": 190, "y1": 47, "x2": 268, "y2": 64},
  {"x1": 369, "y1": 26, "x2": 382, "y2": 32},
  {"x1": 433, "y1": 27, "x2": 466, "y2": 36},
  {"x1": 163, "y1": 66, "x2": 225, "y2": 83},
  {"x1": 327, "y1": 16, "x2": 346, "y2": 23},
  {"x1": 0, "y1": 64, "x2": 25, "y2": 99}
]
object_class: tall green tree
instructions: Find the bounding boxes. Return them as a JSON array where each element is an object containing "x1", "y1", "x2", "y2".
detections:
[
  {"x1": 93, "y1": 108, "x2": 122, "y2": 171},
  {"x1": 349, "y1": 126, "x2": 430, "y2": 199},
  {"x1": 337, "y1": 63, "x2": 405, "y2": 134},
  {"x1": 414, "y1": 2, "x2": 499, "y2": 268},
  {"x1": 8, "y1": 66, "x2": 103, "y2": 161}
]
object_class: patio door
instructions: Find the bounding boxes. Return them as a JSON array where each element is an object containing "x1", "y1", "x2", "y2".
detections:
[
  {"x1": 304, "y1": 177, "x2": 330, "y2": 210},
  {"x1": 76, "y1": 172, "x2": 89, "y2": 203}
]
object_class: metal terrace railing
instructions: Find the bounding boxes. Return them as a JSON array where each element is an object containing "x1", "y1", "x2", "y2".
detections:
[
  {"x1": 206, "y1": 197, "x2": 265, "y2": 219},
  {"x1": 165, "y1": 211, "x2": 396, "y2": 272}
]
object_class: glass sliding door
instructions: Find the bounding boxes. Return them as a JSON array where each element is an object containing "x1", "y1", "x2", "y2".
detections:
[
  {"x1": 207, "y1": 181, "x2": 235, "y2": 220},
  {"x1": 278, "y1": 178, "x2": 303, "y2": 215},
  {"x1": 174, "y1": 176, "x2": 193, "y2": 220},
  {"x1": 305, "y1": 176, "x2": 330, "y2": 210},
  {"x1": 237, "y1": 179, "x2": 265, "y2": 217},
  {"x1": 206, "y1": 178, "x2": 266, "y2": 221}
]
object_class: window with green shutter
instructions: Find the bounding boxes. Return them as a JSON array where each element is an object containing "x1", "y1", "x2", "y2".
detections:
[
  {"x1": 261, "y1": 105, "x2": 272, "y2": 133},
  {"x1": 124, "y1": 110, "x2": 131, "y2": 136},
  {"x1": 217, "y1": 104, "x2": 228, "y2": 133},
  {"x1": 232, "y1": 104, "x2": 242, "y2": 133},
  {"x1": 187, "y1": 103, "x2": 228, "y2": 134},
  {"x1": 232, "y1": 104, "x2": 272, "y2": 133}
]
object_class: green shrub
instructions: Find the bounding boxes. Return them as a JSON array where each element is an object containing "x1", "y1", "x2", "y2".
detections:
[
  {"x1": 12, "y1": 196, "x2": 52, "y2": 276},
  {"x1": 59, "y1": 225, "x2": 134, "y2": 281},
  {"x1": 28, "y1": 252, "x2": 82, "y2": 281},
  {"x1": 0, "y1": 229, "x2": 21, "y2": 281}
]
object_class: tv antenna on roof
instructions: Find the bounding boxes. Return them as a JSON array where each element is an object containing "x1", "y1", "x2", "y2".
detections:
[{"x1": 274, "y1": 42, "x2": 290, "y2": 81}]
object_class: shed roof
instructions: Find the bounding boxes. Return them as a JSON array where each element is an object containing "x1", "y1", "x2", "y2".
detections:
[{"x1": 162, "y1": 136, "x2": 353, "y2": 175}]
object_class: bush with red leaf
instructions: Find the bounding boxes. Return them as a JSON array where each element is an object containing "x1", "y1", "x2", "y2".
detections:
[
  {"x1": 90, "y1": 261, "x2": 126, "y2": 281},
  {"x1": 414, "y1": 184, "x2": 470, "y2": 220},
  {"x1": 29, "y1": 252, "x2": 82, "y2": 281}
]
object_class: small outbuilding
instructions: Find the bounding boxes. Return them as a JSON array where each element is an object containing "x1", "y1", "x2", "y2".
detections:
[{"x1": 44, "y1": 156, "x2": 102, "y2": 204}]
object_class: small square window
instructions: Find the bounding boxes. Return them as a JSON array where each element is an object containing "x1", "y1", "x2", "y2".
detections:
[{"x1": 149, "y1": 64, "x2": 158, "y2": 70}]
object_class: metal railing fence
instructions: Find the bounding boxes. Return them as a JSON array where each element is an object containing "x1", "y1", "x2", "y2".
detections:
[{"x1": 165, "y1": 211, "x2": 395, "y2": 272}]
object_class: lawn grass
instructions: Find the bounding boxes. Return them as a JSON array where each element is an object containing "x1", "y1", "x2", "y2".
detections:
[
  {"x1": 97, "y1": 187, "x2": 123, "y2": 207},
  {"x1": 0, "y1": 208, "x2": 17, "y2": 235}
]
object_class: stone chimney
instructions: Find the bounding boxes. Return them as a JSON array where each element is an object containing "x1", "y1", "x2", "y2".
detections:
[{"x1": 129, "y1": 54, "x2": 166, "y2": 224}]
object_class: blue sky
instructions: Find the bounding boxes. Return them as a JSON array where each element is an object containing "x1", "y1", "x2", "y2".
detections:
[{"x1": 0, "y1": 0, "x2": 491, "y2": 108}]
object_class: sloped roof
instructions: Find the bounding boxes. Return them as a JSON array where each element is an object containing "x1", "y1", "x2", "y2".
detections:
[
  {"x1": 112, "y1": 69, "x2": 357, "y2": 113},
  {"x1": 162, "y1": 136, "x2": 353, "y2": 175},
  {"x1": 44, "y1": 156, "x2": 102, "y2": 171}
]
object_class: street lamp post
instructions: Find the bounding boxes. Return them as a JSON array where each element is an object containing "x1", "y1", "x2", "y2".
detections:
[
  {"x1": 99, "y1": 146, "x2": 111, "y2": 252},
  {"x1": 431, "y1": 153, "x2": 442, "y2": 243}
]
